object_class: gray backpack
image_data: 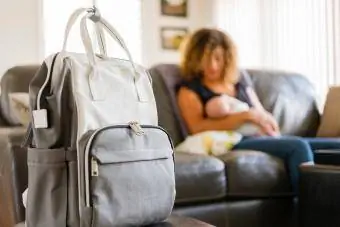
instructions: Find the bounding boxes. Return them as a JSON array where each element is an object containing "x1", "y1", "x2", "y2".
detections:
[{"x1": 23, "y1": 8, "x2": 175, "y2": 227}]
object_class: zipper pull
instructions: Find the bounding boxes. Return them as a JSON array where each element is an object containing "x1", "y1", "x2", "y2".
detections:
[
  {"x1": 91, "y1": 157, "x2": 99, "y2": 176},
  {"x1": 129, "y1": 121, "x2": 145, "y2": 136}
]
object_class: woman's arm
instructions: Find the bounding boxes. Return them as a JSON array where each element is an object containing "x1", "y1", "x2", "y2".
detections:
[
  {"x1": 177, "y1": 87, "x2": 253, "y2": 134},
  {"x1": 246, "y1": 87, "x2": 280, "y2": 133}
]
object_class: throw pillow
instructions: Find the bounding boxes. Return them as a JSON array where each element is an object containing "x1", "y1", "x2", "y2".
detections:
[
  {"x1": 8, "y1": 92, "x2": 30, "y2": 127},
  {"x1": 175, "y1": 131, "x2": 243, "y2": 156}
]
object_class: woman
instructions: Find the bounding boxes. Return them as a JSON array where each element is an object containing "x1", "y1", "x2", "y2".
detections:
[{"x1": 177, "y1": 28, "x2": 340, "y2": 192}]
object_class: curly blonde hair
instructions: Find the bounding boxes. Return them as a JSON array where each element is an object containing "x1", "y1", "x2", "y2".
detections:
[{"x1": 180, "y1": 28, "x2": 238, "y2": 83}]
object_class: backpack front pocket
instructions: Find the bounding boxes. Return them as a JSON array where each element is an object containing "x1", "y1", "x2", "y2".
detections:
[{"x1": 78, "y1": 124, "x2": 175, "y2": 227}]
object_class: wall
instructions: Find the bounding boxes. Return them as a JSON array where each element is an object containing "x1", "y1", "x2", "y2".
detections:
[
  {"x1": 0, "y1": 0, "x2": 215, "y2": 74},
  {"x1": 141, "y1": 0, "x2": 215, "y2": 67},
  {"x1": 0, "y1": 0, "x2": 43, "y2": 76}
]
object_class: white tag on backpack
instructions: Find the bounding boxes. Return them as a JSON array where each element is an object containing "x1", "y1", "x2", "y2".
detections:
[{"x1": 33, "y1": 109, "x2": 48, "y2": 128}]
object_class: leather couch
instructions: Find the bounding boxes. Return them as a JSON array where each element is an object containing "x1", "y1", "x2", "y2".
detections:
[{"x1": 0, "y1": 64, "x2": 322, "y2": 227}]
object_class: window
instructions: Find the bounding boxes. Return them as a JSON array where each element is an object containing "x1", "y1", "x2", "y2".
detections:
[
  {"x1": 215, "y1": 0, "x2": 340, "y2": 107},
  {"x1": 43, "y1": 0, "x2": 142, "y2": 63}
]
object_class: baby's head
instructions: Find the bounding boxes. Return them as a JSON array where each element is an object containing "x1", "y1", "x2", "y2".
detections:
[{"x1": 205, "y1": 95, "x2": 231, "y2": 118}]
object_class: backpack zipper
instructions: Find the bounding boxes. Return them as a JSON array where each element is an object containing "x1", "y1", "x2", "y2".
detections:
[
  {"x1": 129, "y1": 121, "x2": 145, "y2": 135},
  {"x1": 91, "y1": 157, "x2": 99, "y2": 177}
]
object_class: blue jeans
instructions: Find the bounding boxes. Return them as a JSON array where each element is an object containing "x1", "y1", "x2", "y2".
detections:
[{"x1": 232, "y1": 136, "x2": 340, "y2": 192}]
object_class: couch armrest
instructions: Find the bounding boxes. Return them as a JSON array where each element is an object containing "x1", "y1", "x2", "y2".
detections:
[
  {"x1": 0, "y1": 127, "x2": 27, "y2": 226},
  {"x1": 218, "y1": 150, "x2": 293, "y2": 198},
  {"x1": 299, "y1": 165, "x2": 340, "y2": 227},
  {"x1": 314, "y1": 149, "x2": 340, "y2": 166}
]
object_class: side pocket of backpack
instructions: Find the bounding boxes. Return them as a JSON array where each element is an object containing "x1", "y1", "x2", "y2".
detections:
[
  {"x1": 26, "y1": 148, "x2": 67, "y2": 227},
  {"x1": 67, "y1": 157, "x2": 80, "y2": 227}
]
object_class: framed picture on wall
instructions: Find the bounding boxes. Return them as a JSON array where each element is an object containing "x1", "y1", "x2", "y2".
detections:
[
  {"x1": 161, "y1": 0, "x2": 188, "y2": 17},
  {"x1": 160, "y1": 27, "x2": 188, "y2": 50}
]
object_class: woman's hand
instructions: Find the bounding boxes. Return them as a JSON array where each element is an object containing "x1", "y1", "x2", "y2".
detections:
[
  {"x1": 245, "y1": 87, "x2": 280, "y2": 135},
  {"x1": 248, "y1": 109, "x2": 280, "y2": 136},
  {"x1": 262, "y1": 111, "x2": 280, "y2": 134}
]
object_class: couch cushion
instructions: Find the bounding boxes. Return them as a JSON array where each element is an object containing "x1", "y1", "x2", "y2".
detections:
[
  {"x1": 149, "y1": 64, "x2": 186, "y2": 146},
  {"x1": 174, "y1": 153, "x2": 226, "y2": 204},
  {"x1": 248, "y1": 69, "x2": 320, "y2": 137},
  {"x1": 219, "y1": 151, "x2": 292, "y2": 197}
]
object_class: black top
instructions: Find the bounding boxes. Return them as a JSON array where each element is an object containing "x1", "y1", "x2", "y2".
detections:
[{"x1": 177, "y1": 72, "x2": 254, "y2": 108}]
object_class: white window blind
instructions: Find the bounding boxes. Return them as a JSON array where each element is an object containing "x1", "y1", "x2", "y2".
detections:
[
  {"x1": 215, "y1": 0, "x2": 340, "y2": 107},
  {"x1": 43, "y1": 0, "x2": 142, "y2": 63}
]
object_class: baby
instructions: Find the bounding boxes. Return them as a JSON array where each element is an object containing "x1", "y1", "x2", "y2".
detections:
[{"x1": 206, "y1": 94, "x2": 276, "y2": 136}]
